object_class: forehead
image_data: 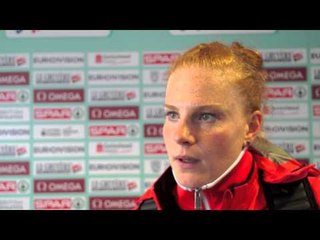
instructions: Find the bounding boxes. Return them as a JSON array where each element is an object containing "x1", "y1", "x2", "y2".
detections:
[
  {"x1": 166, "y1": 66, "x2": 240, "y2": 104},
  {"x1": 168, "y1": 65, "x2": 238, "y2": 87}
]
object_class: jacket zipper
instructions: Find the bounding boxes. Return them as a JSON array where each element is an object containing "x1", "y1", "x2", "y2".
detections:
[{"x1": 194, "y1": 188, "x2": 201, "y2": 210}]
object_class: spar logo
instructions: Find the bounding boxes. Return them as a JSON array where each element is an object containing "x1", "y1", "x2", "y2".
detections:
[
  {"x1": 143, "y1": 52, "x2": 180, "y2": 65},
  {"x1": 89, "y1": 106, "x2": 139, "y2": 120},
  {"x1": 0, "y1": 179, "x2": 29, "y2": 193},
  {"x1": 34, "y1": 108, "x2": 71, "y2": 120},
  {"x1": 265, "y1": 86, "x2": 307, "y2": 100},
  {"x1": 90, "y1": 197, "x2": 137, "y2": 210},
  {"x1": 34, "y1": 198, "x2": 72, "y2": 210},
  {"x1": 0, "y1": 91, "x2": 16, "y2": 103},
  {"x1": 144, "y1": 143, "x2": 167, "y2": 155},
  {"x1": 144, "y1": 124, "x2": 163, "y2": 138},
  {"x1": 34, "y1": 179, "x2": 85, "y2": 193},
  {"x1": 34, "y1": 107, "x2": 84, "y2": 120},
  {"x1": 0, "y1": 181, "x2": 16, "y2": 192},
  {"x1": 34, "y1": 197, "x2": 85, "y2": 210},
  {"x1": 0, "y1": 90, "x2": 29, "y2": 103},
  {"x1": 34, "y1": 89, "x2": 84, "y2": 103},
  {"x1": 89, "y1": 124, "x2": 139, "y2": 137}
]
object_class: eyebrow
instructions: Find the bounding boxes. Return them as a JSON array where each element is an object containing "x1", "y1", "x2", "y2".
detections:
[
  {"x1": 164, "y1": 104, "x2": 225, "y2": 111},
  {"x1": 164, "y1": 104, "x2": 178, "y2": 110}
]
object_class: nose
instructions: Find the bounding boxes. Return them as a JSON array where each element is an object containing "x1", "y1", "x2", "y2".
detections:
[{"x1": 174, "y1": 120, "x2": 196, "y2": 146}]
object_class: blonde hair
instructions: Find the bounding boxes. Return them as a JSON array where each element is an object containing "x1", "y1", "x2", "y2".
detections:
[{"x1": 168, "y1": 41, "x2": 267, "y2": 114}]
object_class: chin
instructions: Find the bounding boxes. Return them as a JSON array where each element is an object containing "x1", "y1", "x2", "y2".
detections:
[
  {"x1": 177, "y1": 176, "x2": 205, "y2": 189},
  {"x1": 172, "y1": 168, "x2": 205, "y2": 188}
]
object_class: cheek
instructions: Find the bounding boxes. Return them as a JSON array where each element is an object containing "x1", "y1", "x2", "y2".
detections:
[
  {"x1": 203, "y1": 129, "x2": 238, "y2": 149},
  {"x1": 203, "y1": 131, "x2": 226, "y2": 147},
  {"x1": 162, "y1": 124, "x2": 175, "y2": 156},
  {"x1": 162, "y1": 123, "x2": 172, "y2": 142}
]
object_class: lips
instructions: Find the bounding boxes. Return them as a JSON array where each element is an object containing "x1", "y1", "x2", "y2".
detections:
[{"x1": 174, "y1": 155, "x2": 199, "y2": 163}]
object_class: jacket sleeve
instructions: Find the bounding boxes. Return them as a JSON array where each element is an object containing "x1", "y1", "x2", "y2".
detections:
[{"x1": 308, "y1": 176, "x2": 320, "y2": 209}]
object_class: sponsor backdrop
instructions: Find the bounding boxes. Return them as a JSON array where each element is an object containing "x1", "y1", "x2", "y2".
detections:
[{"x1": 0, "y1": 30, "x2": 319, "y2": 210}]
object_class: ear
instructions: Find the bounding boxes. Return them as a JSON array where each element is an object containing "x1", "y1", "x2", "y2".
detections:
[{"x1": 245, "y1": 110, "x2": 263, "y2": 142}]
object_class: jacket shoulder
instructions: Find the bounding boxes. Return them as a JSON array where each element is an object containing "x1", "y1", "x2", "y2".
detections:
[
  {"x1": 134, "y1": 187, "x2": 158, "y2": 210},
  {"x1": 250, "y1": 137, "x2": 320, "y2": 209},
  {"x1": 250, "y1": 136, "x2": 294, "y2": 164}
]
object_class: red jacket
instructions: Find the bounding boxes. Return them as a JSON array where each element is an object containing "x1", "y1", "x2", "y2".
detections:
[{"x1": 135, "y1": 149, "x2": 320, "y2": 210}]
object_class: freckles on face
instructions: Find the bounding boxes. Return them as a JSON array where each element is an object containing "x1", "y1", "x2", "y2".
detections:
[{"x1": 163, "y1": 66, "x2": 249, "y2": 187}]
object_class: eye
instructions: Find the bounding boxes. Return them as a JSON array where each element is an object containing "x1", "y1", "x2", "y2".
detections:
[
  {"x1": 165, "y1": 111, "x2": 179, "y2": 121},
  {"x1": 198, "y1": 113, "x2": 216, "y2": 122}
]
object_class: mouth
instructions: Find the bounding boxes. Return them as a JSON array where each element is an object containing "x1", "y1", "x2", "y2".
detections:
[{"x1": 174, "y1": 155, "x2": 200, "y2": 164}]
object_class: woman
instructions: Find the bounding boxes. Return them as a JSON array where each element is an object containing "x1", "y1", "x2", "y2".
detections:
[{"x1": 136, "y1": 41, "x2": 320, "y2": 210}]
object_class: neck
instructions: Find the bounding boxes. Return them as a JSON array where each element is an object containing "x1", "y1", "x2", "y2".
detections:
[{"x1": 173, "y1": 147, "x2": 248, "y2": 192}]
